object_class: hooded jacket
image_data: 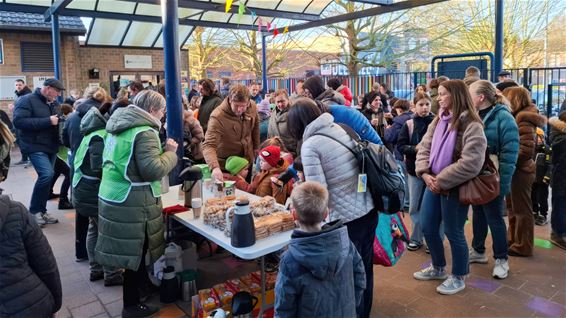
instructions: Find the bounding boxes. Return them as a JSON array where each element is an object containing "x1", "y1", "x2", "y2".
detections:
[
  {"x1": 13, "y1": 88, "x2": 61, "y2": 155},
  {"x1": 183, "y1": 109, "x2": 204, "y2": 161},
  {"x1": 301, "y1": 113, "x2": 374, "y2": 222},
  {"x1": 203, "y1": 99, "x2": 260, "y2": 171},
  {"x1": 315, "y1": 89, "x2": 346, "y2": 109},
  {"x1": 0, "y1": 196, "x2": 62, "y2": 318},
  {"x1": 95, "y1": 105, "x2": 177, "y2": 270},
  {"x1": 275, "y1": 220, "x2": 365, "y2": 318},
  {"x1": 549, "y1": 116, "x2": 566, "y2": 196},
  {"x1": 513, "y1": 105, "x2": 547, "y2": 173},
  {"x1": 252, "y1": 160, "x2": 290, "y2": 205},
  {"x1": 63, "y1": 98, "x2": 102, "y2": 155},
  {"x1": 72, "y1": 108, "x2": 107, "y2": 218},
  {"x1": 336, "y1": 85, "x2": 353, "y2": 106},
  {"x1": 267, "y1": 106, "x2": 298, "y2": 156}
]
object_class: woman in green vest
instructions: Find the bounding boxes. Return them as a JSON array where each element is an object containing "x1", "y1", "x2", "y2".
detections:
[
  {"x1": 72, "y1": 107, "x2": 123, "y2": 286},
  {"x1": 95, "y1": 90, "x2": 178, "y2": 318}
]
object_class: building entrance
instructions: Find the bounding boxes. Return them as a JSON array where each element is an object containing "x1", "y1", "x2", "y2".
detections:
[{"x1": 109, "y1": 71, "x2": 164, "y2": 98}]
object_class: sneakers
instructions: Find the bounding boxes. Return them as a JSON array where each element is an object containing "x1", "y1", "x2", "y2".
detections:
[
  {"x1": 550, "y1": 232, "x2": 566, "y2": 250},
  {"x1": 535, "y1": 215, "x2": 548, "y2": 226},
  {"x1": 14, "y1": 159, "x2": 30, "y2": 166},
  {"x1": 36, "y1": 212, "x2": 58, "y2": 225},
  {"x1": 425, "y1": 245, "x2": 430, "y2": 254},
  {"x1": 407, "y1": 241, "x2": 422, "y2": 251},
  {"x1": 413, "y1": 265, "x2": 448, "y2": 281},
  {"x1": 492, "y1": 258, "x2": 509, "y2": 279},
  {"x1": 469, "y1": 249, "x2": 488, "y2": 264},
  {"x1": 122, "y1": 303, "x2": 159, "y2": 318},
  {"x1": 58, "y1": 197, "x2": 74, "y2": 210},
  {"x1": 436, "y1": 275, "x2": 466, "y2": 295}
]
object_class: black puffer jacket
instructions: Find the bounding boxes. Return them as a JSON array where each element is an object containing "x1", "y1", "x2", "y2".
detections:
[{"x1": 0, "y1": 196, "x2": 62, "y2": 318}]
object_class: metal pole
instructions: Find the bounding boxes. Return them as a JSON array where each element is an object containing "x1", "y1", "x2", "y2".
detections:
[
  {"x1": 161, "y1": 0, "x2": 184, "y2": 185},
  {"x1": 494, "y1": 0, "x2": 504, "y2": 82},
  {"x1": 261, "y1": 34, "x2": 268, "y2": 94},
  {"x1": 51, "y1": 14, "x2": 62, "y2": 103}
]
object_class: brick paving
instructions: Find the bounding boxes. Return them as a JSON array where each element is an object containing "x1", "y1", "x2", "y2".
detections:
[{"x1": 3, "y1": 151, "x2": 565, "y2": 318}]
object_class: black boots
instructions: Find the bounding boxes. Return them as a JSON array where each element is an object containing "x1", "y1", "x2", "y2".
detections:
[
  {"x1": 58, "y1": 197, "x2": 74, "y2": 210},
  {"x1": 122, "y1": 303, "x2": 158, "y2": 318}
]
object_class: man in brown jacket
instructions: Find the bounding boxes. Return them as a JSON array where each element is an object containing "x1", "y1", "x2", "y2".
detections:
[{"x1": 203, "y1": 84, "x2": 260, "y2": 182}]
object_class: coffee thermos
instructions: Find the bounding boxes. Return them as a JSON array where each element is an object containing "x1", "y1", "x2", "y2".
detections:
[
  {"x1": 225, "y1": 199, "x2": 255, "y2": 248},
  {"x1": 160, "y1": 266, "x2": 179, "y2": 303}
]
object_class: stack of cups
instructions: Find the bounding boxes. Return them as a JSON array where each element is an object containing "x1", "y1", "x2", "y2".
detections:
[{"x1": 192, "y1": 198, "x2": 202, "y2": 219}]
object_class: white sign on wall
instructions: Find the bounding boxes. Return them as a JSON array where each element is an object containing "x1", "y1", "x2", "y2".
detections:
[
  {"x1": 124, "y1": 55, "x2": 152, "y2": 69},
  {"x1": 33, "y1": 76, "x2": 51, "y2": 89}
]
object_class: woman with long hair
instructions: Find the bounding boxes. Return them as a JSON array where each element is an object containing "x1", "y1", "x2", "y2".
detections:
[
  {"x1": 468, "y1": 80, "x2": 519, "y2": 278},
  {"x1": 503, "y1": 87, "x2": 546, "y2": 257},
  {"x1": 414, "y1": 80, "x2": 487, "y2": 295},
  {"x1": 0, "y1": 121, "x2": 15, "y2": 185}
]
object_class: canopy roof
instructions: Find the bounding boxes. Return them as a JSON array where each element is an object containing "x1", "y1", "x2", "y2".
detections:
[{"x1": 0, "y1": 0, "x2": 445, "y2": 48}]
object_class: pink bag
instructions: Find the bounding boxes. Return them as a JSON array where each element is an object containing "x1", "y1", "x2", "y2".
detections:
[{"x1": 373, "y1": 212, "x2": 410, "y2": 267}]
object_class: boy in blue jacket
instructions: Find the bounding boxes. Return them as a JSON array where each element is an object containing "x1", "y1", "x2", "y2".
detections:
[{"x1": 275, "y1": 181, "x2": 366, "y2": 318}]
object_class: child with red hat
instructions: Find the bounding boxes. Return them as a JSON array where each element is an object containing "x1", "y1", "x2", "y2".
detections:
[{"x1": 252, "y1": 145, "x2": 292, "y2": 204}]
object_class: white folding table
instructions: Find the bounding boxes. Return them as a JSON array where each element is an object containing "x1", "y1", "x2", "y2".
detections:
[{"x1": 161, "y1": 185, "x2": 293, "y2": 316}]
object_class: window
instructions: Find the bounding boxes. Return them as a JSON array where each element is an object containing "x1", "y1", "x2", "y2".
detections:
[{"x1": 21, "y1": 42, "x2": 54, "y2": 72}]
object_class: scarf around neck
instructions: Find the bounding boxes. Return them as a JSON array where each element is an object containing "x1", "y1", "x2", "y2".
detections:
[{"x1": 429, "y1": 112, "x2": 457, "y2": 175}]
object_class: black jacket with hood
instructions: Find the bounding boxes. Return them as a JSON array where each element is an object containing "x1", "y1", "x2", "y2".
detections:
[{"x1": 62, "y1": 98, "x2": 102, "y2": 155}]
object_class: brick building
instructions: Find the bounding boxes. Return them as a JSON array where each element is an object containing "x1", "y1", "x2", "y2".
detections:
[{"x1": 0, "y1": 11, "x2": 188, "y2": 114}]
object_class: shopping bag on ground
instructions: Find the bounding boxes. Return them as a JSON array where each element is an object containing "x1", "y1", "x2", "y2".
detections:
[{"x1": 373, "y1": 212, "x2": 410, "y2": 266}]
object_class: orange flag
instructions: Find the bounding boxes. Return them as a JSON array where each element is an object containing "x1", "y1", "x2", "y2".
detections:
[{"x1": 283, "y1": 26, "x2": 289, "y2": 34}]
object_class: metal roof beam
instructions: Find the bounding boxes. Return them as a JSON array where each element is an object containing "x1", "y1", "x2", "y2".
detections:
[
  {"x1": 280, "y1": 0, "x2": 447, "y2": 33},
  {"x1": 0, "y1": 3, "x2": 256, "y2": 30},
  {"x1": 352, "y1": 0, "x2": 393, "y2": 5},
  {"x1": 43, "y1": 0, "x2": 73, "y2": 21},
  {"x1": 121, "y1": 0, "x2": 320, "y2": 21}
]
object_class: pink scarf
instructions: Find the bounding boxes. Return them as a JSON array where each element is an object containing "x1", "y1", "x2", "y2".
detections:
[{"x1": 429, "y1": 112, "x2": 457, "y2": 175}]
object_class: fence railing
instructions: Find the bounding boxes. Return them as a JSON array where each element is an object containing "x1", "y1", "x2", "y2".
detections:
[{"x1": 231, "y1": 67, "x2": 566, "y2": 117}]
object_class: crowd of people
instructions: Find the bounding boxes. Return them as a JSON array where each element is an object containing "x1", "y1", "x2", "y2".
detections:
[{"x1": 0, "y1": 70, "x2": 564, "y2": 317}]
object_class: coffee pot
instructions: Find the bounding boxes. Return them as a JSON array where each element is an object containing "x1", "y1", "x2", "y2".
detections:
[
  {"x1": 225, "y1": 199, "x2": 255, "y2": 248},
  {"x1": 179, "y1": 166, "x2": 203, "y2": 207}
]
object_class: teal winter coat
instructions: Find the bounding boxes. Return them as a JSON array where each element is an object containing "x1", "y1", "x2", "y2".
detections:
[{"x1": 482, "y1": 104, "x2": 519, "y2": 196}]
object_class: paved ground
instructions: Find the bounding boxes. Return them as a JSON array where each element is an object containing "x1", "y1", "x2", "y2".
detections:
[{"x1": 3, "y1": 150, "x2": 565, "y2": 318}]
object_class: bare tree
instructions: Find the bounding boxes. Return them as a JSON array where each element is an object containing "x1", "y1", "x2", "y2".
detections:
[
  {"x1": 429, "y1": 0, "x2": 562, "y2": 68},
  {"x1": 186, "y1": 27, "x2": 231, "y2": 79}
]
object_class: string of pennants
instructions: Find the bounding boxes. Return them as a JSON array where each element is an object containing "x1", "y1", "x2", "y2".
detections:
[{"x1": 225, "y1": 0, "x2": 289, "y2": 37}]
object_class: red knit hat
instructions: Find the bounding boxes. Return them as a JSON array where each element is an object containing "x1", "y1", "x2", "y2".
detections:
[{"x1": 259, "y1": 145, "x2": 281, "y2": 168}]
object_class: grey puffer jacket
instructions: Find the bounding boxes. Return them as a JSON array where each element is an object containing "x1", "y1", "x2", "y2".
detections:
[
  {"x1": 275, "y1": 220, "x2": 365, "y2": 318},
  {"x1": 0, "y1": 196, "x2": 62, "y2": 318},
  {"x1": 301, "y1": 113, "x2": 374, "y2": 222}
]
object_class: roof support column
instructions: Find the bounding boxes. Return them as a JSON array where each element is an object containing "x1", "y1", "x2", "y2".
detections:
[
  {"x1": 494, "y1": 0, "x2": 504, "y2": 81},
  {"x1": 51, "y1": 14, "x2": 62, "y2": 102},
  {"x1": 161, "y1": 0, "x2": 183, "y2": 185},
  {"x1": 261, "y1": 34, "x2": 268, "y2": 94}
]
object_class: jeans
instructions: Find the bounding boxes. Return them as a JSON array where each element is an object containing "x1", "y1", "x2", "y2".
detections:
[
  {"x1": 472, "y1": 196, "x2": 508, "y2": 260},
  {"x1": 421, "y1": 189, "x2": 469, "y2": 276},
  {"x1": 28, "y1": 152, "x2": 56, "y2": 214},
  {"x1": 398, "y1": 160, "x2": 410, "y2": 208},
  {"x1": 87, "y1": 217, "x2": 120, "y2": 278},
  {"x1": 346, "y1": 209, "x2": 378, "y2": 318},
  {"x1": 551, "y1": 192, "x2": 566, "y2": 237},
  {"x1": 50, "y1": 157, "x2": 71, "y2": 199},
  {"x1": 407, "y1": 175, "x2": 425, "y2": 244}
]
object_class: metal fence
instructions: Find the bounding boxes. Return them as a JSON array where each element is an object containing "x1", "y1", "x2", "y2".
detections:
[{"x1": 232, "y1": 66, "x2": 566, "y2": 117}]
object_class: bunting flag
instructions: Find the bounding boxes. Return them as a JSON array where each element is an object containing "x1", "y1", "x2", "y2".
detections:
[
  {"x1": 258, "y1": 17, "x2": 263, "y2": 32},
  {"x1": 283, "y1": 26, "x2": 289, "y2": 34},
  {"x1": 237, "y1": 1, "x2": 245, "y2": 24},
  {"x1": 225, "y1": 0, "x2": 233, "y2": 13},
  {"x1": 273, "y1": 27, "x2": 279, "y2": 37},
  {"x1": 250, "y1": 10, "x2": 256, "y2": 22},
  {"x1": 267, "y1": 21, "x2": 272, "y2": 31}
]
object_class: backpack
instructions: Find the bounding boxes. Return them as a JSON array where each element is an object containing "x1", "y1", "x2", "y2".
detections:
[
  {"x1": 314, "y1": 124, "x2": 406, "y2": 214},
  {"x1": 373, "y1": 212, "x2": 410, "y2": 266},
  {"x1": 534, "y1": 128, "x2": 551, "y2": 183}
]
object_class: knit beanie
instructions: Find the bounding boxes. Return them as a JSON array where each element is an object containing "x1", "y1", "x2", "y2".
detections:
[
  {"x1": 303, "y1": 76, "x2": 325, "y2": 100},
  {"x1": 225, "y1": 156, "x2": 249, "y2": 176},
  {"x1": 259, "y1": 145, "x2": 281, "y2": 168},
  {"x1": 258, "y1": 99, "x2": 271, "y2": 116}
]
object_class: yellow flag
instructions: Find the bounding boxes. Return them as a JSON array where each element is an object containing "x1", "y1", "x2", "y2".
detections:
[
  {"x1": 225, "y1": 0, "x2": 233, "y2": 13},
  {"x1": 284, "y1": 26, "x2": 289, "y2": 34}
]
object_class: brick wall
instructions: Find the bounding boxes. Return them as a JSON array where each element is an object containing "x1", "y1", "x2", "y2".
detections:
[{"x1": 0, "y1": 31, "x2": 189, "y2": 117}]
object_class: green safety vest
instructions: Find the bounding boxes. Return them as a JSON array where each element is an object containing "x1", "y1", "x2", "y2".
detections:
[
  {"x1": 72, "y1": 129, "x2": 107, "y2": 188},
  {"x1": 98, "y1": 126, "x2": 162, "y2": 203}
]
